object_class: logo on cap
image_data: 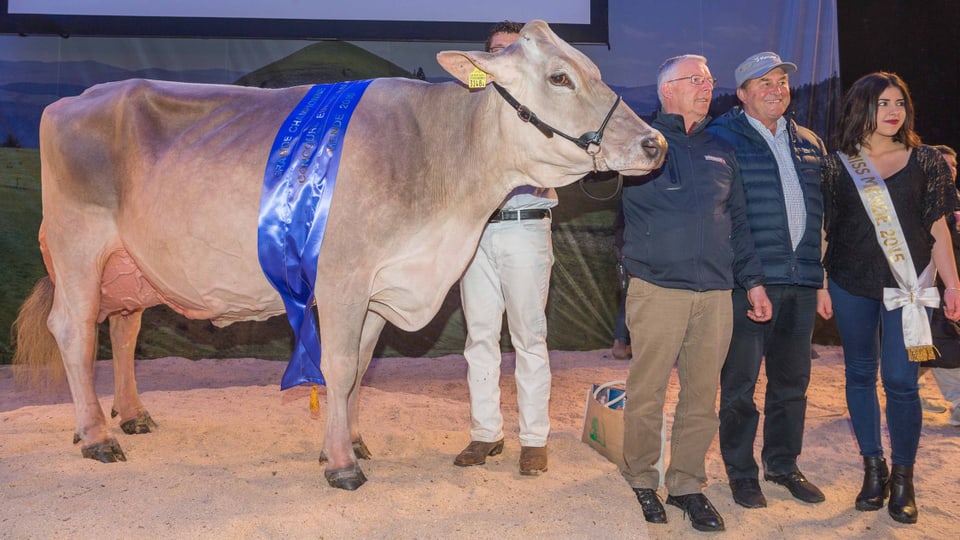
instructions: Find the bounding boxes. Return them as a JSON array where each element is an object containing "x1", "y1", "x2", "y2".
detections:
[{"x1": 734, "y1": 51, "x2": 797, "y2": 87}]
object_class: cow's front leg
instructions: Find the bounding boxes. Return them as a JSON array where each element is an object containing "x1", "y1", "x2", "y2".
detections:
[
  {"x1": 317, "y1": 308, "x2": 385, "y2": 489},
  {"x1": 346, "y1": 310, "x2": 385, "y2": 461},
  {"x1": 317, "y1": 381, "x2": 372, "y2": 465},
  {"x1": 320, "y1": 366, "x2": 366, "y2": 490},
  {"x1": 108, "y1": 311, "x2": 157, "y2": 435}
]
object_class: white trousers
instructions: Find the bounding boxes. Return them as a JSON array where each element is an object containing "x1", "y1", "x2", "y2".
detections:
[
  {"x1": 932, "y1": 368, "x2": 960, "y2": 409},
  {"x1": 460, "y1": 217, "x2": 554, "y2": 447}
]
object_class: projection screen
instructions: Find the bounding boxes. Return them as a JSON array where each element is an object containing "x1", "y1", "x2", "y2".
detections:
[{"x1": 0, "y1": 0, "x2": 609, "y2": 43}]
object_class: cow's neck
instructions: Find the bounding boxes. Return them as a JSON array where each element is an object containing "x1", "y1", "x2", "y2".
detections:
[{"x1": 436, "y1": 83, "x2": 527, "y2": 218}]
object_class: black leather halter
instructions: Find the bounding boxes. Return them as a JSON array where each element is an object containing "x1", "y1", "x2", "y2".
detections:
[{"x1": 491, "y1": 81, "x2": 622, "y2": 157}]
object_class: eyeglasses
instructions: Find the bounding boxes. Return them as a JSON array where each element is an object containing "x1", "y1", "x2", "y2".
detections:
[{"x1": 665, "y1": 75, "x2": 718, "y2": 87}]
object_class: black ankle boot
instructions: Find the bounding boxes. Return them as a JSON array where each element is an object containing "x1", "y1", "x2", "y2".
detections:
[
  {"x1": 855, "y1": 456, "x2": 889, "y2": 511},
  {"x1": 888, "y1": 464, "x2": 917, "y2": 524}
]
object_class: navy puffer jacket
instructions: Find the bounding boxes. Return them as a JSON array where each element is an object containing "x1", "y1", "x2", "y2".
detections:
[{"x1": 707, "y1": 108, "x2": 825, "y2": 288}]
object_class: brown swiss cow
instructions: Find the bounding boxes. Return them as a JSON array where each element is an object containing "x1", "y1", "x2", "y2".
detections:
[{"x1": 13, "y1": 20, "x2": 665, "y2": 490}]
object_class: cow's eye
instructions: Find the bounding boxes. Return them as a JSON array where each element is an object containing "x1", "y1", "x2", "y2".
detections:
[{"x1": 549, "y1": 73, "x2": 573, "y2": 88}]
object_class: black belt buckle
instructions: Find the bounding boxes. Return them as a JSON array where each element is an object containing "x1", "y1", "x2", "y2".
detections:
[{"x1": 488, "y1": 209, "x2": 550, "y2": 223}]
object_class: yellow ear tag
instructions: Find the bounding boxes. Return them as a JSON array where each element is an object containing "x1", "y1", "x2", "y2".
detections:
[
  {"x1": 309, "y1": 384, "x2": 320, "y2": 413},
  {"x1": 468, "y1": 67, "x2": 488, "y2": 89}
]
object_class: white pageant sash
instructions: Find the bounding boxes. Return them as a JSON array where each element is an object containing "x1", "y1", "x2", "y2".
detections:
[{"x1": 837, "y1": 149, "x2": 939, "y2": 361}]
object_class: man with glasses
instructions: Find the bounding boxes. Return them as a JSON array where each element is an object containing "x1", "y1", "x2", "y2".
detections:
[
  {"x1": 707, "y1": 52, "x2": 827, "y2": 509},
  {"x1": 619, "y1": 54, "x2": 771, "y2": 532},
  {"x1": 454, "y1": 21, "x2": 557, "y2": 477}
]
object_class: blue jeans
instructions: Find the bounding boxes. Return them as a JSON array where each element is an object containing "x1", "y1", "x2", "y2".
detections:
[{"x1": 829, "y1": 280, "x2": 922, "y2": 465}]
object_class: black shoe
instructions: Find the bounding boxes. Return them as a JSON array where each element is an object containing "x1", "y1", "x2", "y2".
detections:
[
  {"x1": 855, "y1": 456, "x2": 889, "y2": 511},
  {"x1": 632, "y1": 488, "x2": 667, "y2": 524},
  {"x1": 765, "y1": 470, "x2": 825, "y2": 503},
  {"x1": 887, "y1": 464, "x2": 918, "y2": 524},
  {"x1": 730, "y1": 477, "x2": 767, "y2": 509},
  {"x1": 666, "y1": 493, "x2": 725, "y2": 532}
]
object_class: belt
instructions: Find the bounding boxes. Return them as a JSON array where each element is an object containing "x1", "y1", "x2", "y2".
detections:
[{"x1": 488, "y1": 208, "x2": 552, "y2": 223}]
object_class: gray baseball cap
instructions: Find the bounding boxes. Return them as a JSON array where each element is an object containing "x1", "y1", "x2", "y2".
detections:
[{"x1": 734, "y1": 52, "x2": 797, "y2": 87}]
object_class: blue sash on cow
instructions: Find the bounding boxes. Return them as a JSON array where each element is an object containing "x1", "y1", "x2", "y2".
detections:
[{"x1": 258, "y1": 80, "x2": 372, "y2": 390}]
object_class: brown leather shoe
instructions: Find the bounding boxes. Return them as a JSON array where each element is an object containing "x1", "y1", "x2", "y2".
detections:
[
  {"x1": 454, "y1": 439, "x2": 504, "y2": 467},
  {"x1": 519, "y1": 445, "x2": 548, "y2": 476}
]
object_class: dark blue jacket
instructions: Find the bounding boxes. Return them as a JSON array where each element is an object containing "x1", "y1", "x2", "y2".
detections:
[
  {"x1": 707, "y1": 108, "x2": 825, "y2": 288},
  {"x1": 621, "y1": 111, "x2": 765, "y2": 292}
]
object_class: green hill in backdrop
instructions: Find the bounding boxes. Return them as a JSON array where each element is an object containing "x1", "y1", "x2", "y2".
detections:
[{"x1": 235, "y1": 40, "x2": 416, "y2": 88}]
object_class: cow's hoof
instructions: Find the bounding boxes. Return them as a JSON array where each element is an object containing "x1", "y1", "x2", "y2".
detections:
[
  {"x1": 80, "y1": 438, "x2": 127, "y2": 463},
  {"x1": 324, "y1": 463, "x2": 367, "y2": 490},
  {"x1": 318, "y1": 439, "x2": 372, "y2": 464},
  {"x1": 120, "y1": 413, "x2": 158, "y2": 435}
]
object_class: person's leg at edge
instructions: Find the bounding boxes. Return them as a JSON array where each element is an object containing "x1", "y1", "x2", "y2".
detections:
[
  {"x1": 931, "y1": 367, "x2": 960, "y2": 424},
  {"x1": 918, "y1": 366, "x2": 946, "y2": 412}
]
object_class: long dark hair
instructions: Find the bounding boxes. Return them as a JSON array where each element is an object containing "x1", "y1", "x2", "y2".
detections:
[{"x1": 834, "y1": 71, "x2": 921, "y2": 155}]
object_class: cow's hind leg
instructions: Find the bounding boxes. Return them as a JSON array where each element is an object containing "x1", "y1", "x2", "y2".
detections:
[
  {"x1": 107, "y1": 311, "x2": 157, "y2": 435},
  {"x1": 319, "y1": 309, "x2": 386, "y2": 490},
  {"x1": 48, "y1": 272, "x2": 126, "y2": 462},
  {"x1": 42, "y1": 211, "x2": 128, "y2": 462}
]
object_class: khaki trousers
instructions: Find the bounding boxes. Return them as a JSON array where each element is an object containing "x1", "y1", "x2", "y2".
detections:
[{"x1": 620, "y1": 278, "x2": 732, "y2": 495}]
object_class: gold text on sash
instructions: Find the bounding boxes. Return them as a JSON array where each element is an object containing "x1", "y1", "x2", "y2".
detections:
[{"x1": 853, "y1": 153, "x2": 906, "y2": 264}]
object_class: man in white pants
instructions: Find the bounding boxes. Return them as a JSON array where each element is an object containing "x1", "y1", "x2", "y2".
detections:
[{"x1": 453, "y1": 20, "x2": 556, "y2": 476}]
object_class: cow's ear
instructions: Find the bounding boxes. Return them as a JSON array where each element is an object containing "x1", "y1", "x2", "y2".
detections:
[{"x1": 437, "y1": 50, "x2": 501, "y2": 87}]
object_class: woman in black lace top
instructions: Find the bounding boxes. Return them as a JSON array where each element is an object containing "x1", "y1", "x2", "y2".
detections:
[{"x1": 817, "y1": 72, "x2": 960, "y2": 525}]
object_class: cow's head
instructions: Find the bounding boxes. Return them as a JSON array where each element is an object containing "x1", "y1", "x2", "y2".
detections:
[{"x1": 437, "y1": 20, "x2": 665, "y2": 179}]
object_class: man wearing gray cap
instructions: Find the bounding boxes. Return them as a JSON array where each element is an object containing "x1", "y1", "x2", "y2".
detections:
[{"x1": 707, "y1": 52, "x2": 827, "y2": 508}]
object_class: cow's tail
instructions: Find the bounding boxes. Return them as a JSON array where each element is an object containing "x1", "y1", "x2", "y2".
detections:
[{"x1": 12, "y1": 276, "x2": 66, "y2": 390}]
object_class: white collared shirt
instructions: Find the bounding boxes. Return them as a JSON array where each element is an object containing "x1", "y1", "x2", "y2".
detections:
[
  {"x1": 745, "y1": 113, "x2": 806, "y2": 250},
  {"x1": 500, "y1": 186, "x2": 558, "y2": 211}
]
